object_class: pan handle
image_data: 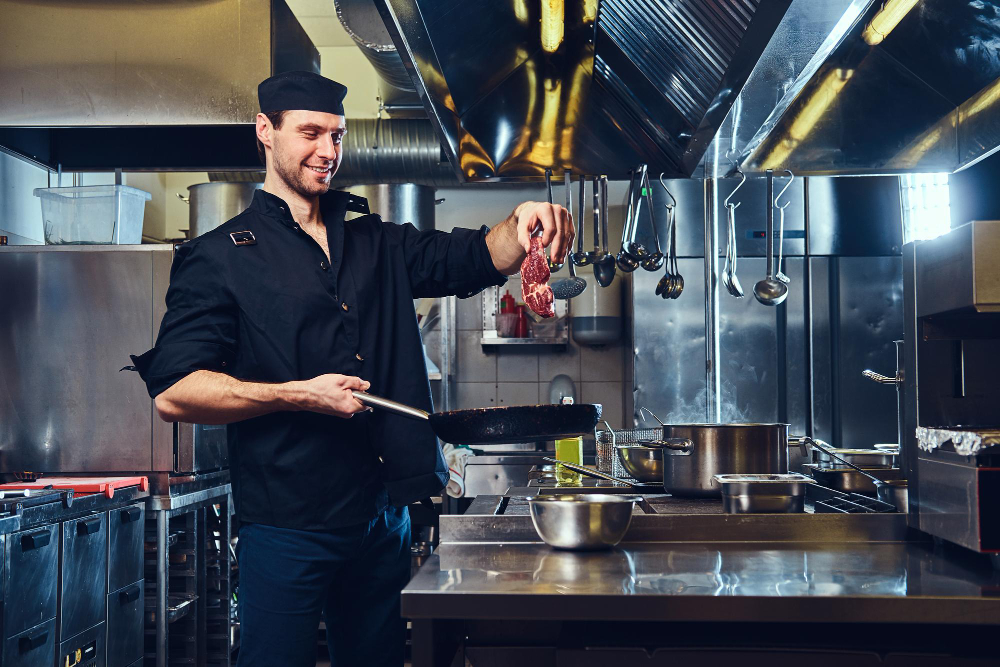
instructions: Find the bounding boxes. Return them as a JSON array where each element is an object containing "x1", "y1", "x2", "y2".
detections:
[
  {"x1": 351, "y1": 392, "x2": 430, "y2": 421},
  {"x1": 542, "y1": 457, "x2": 635, "y2": 486}
]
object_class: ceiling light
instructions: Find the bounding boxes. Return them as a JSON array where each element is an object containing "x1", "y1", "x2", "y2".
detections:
[
  {"x1": 541, "y1": 0, "x2": 564, "y2": 53},
  {"x1": 863, "y1": 0, "x2": 920, "y2": 46}
]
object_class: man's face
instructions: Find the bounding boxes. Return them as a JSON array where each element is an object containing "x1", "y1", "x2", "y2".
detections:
[{"x1": 260, "y1": 110, "x2": 346, "y2": 198}]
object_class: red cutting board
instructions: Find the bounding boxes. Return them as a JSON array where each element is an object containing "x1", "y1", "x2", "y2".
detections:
[{"x1": 0, "y1": 476, "x2": 149, "y2": 499}]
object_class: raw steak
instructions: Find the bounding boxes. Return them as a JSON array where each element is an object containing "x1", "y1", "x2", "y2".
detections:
[{"x1": 521, "y1": 236, "x2": 555, "y2": 318}]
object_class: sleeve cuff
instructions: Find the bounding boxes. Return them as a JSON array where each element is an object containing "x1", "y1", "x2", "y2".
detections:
[
  {"x1": 448, "y1": 225, "x2": 508, "y2": 298},
  {"x1": 130, "y1": 341, "x2": 236, "y2": 398}
]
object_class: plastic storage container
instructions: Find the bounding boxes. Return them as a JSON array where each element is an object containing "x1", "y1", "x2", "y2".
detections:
[{"x1": 33, "y1": 185, "x2": 151, "y2": 244}]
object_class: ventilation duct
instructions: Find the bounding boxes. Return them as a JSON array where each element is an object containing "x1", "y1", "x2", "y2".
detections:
[
  {"x1": 336, "y1": 0, "x2": 414, "y2": 93},
  {"x1": 209, "y1": 119, "x2": 458, "y2": 186}
]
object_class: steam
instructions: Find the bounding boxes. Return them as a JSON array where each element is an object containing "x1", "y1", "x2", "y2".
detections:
[{"x1": 637, "y1": 379, "x2": 756, "y2": 426}]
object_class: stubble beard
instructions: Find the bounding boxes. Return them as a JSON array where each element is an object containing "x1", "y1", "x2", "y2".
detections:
[{"x1": 272, "y1": 148, "x2": 332, "y2": 199}]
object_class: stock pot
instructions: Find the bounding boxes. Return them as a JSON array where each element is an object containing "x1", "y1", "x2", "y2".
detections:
[{"x1": 658, "y1": 423, "x2": 789, "y2": 497}]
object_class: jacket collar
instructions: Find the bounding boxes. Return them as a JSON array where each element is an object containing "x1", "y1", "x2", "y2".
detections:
[{"x1": 250, "y1": 188, "x2": 367, "y2": 229}]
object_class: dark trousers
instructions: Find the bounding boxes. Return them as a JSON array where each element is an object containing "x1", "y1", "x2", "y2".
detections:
[{"x1": 235, "y1": 507, "x2": 411, "y2": 667}]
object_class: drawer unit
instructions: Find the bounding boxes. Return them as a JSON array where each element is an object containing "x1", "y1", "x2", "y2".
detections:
[
  {"x1": 59, "y1": 621, "x2": 105, "y2": 667},
  {"x1": 106, "y1": 584, "x2": 143, "y2": 667},
  {"x1": 61, "y1": 512, "x2": 109, "y2": 640},
  {"x1": 4, "y1": 523, "x2": 58, "y2": 637},
  {"x1": 108, "y1": 504, "x2": 143, "y2": 593},
  {"x1": 4, "y1": 617, "x2": 56, "y2": 667}
]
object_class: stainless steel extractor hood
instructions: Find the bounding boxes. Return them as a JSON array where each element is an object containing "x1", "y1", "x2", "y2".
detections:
[
  {"x1": 0, "y1": 0, "x2": 317, "y2": 171},
  {"x1": 730, "y1": 0, "x2": 1000, "y2": 175},
  {"x1": 376, "y1": 0, "x2": 794, "y2": 181}
]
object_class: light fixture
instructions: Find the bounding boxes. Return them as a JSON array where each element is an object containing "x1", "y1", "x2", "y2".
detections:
[
  {"x1": 583, "y1": 0, "x2": 598, "y2": 24},
  {"x1": 541, "y1": 0, "x2": 564, "y2": 53},
  {"x1": 862, "y1": 0, "x2": 920, "y2": 46},
  {"x1": 900, "y1": 173, "x2": 951, "y2": 243}
]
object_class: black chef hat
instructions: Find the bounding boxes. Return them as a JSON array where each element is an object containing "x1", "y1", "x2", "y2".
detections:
[{"x1": 258, "y1": 71, "x2": 347, "y2": 115}]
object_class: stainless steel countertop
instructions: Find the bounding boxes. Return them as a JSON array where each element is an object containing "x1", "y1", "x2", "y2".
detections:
[{"x1": 403, "y1": 541, "x2": 1000, "y2": 624}]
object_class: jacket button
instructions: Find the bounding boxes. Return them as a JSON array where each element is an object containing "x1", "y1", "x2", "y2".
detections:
[
  {"x1": 320, "y1": 261, "x2": 328, "y2": 270},
  {"x1": 341, "y1": 302, "x2": 349, "y2": 312},
  {"x1": 355, "y1": 353, "x2": 364, "y2": 362}
]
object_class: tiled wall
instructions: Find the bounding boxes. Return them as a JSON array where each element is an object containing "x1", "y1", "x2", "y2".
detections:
[{"x1": 424, "y1": 182, "x2": 633, "y2": 433}]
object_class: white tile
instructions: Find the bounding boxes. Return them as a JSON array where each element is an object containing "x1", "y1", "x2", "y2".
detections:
[
  {"x1": 582, "y1": 382, "x2": 624, "y2": 429},
  {"x1": 580, "y1": 342, "x2": 625, "y2": 382},
  {"x1": 497, "y1": 383, "x2": 540, "y2": 406},
  {"x1": 457, "y1": 333, "x2": 496, "y2": 383},
  {"x1": 301, "y1": 17, "x2": 356, "y2": 47},
  {"x1": 455, "y1": 382, "x2": 497, "y2": 410},
  {"x1": 538, "y1": 342, "x2": 581, "y2": 383},
  {"x1": 456, "y1": 293, "x2": 483, "y2": 331},
  {"x1": 496, "y1": 349, "x2": 539, "y2": 383}
]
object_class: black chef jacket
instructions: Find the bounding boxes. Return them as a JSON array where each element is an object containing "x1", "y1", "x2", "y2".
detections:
[{"x1": 130, "y1": 189, "x2": 506, "y2": 530}]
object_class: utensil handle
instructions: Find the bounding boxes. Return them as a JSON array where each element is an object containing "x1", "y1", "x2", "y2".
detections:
[
  {"x1": 542, "y1": 457, "x2": 635, "y2": 486},
  {"x1": 800, "y1": 436, "x2": 883, "y2": 485},
  {"x1": 862, "y1": 370, "x2": 901, "y2": 385},
  {"x1": 351, "y1": 391, "x2": 430, "y2": 421},
  {"x1": 765, "y1": 169, "x2": 774, "y2": 278},
  {"x1": 577, "y1": 174, "x2": 586, "y2": 253},
  {"x1": 636, "y1": 438, "x2": 694, "y2": 452},
  {"x1": 600, "y1": 176, "x2": 610, "y2": 252}
]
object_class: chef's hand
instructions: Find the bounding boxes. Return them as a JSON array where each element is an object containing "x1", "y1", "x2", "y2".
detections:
[
  {"x1": 486, "y1": 201, "x2": 575, "y2": 275},
  {"x1": 514, "y1": 201, "x2": 574, "y2": 262},
  {"x1": 295, "y1": 374, "x2": 371, "y2": 418}
]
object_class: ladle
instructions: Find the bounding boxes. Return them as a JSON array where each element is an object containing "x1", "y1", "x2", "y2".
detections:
[
  {"x1": 593, "y1": 176, "x2": 617, "y2": 287},
  {"x1": 753, "y1": 169, "x2": 788, "y2": 307},
  {"x1": 623, "y1": 164, "x2": 649, "y2": 261},
  {"x1": 722, "y1": 170, "x2": 746, "y2": 299},
  {"x1": 802, "y1": 437, "x2": 904, "y2": 510},
  {"x1": 544, "y1": 169, "x2": 564, "y2": 273},
  {"x1": 774, "y1": 169, "x2": 794, "y2": 284},
  {"x1": 616, "y1": 169, "x2": 640, "y2": 272},
  {"x1": 550, "y1": 170, "x2": 587, "y2": 300},
  {"x1": 570, "y1": 174, "x2": 593, "y2": 266}
]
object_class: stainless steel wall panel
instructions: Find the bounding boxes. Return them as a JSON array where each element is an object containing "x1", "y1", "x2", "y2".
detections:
[
  {"x1": 631, "y1": 258, "x2": 707, "y2": 426},
  {"x1": 807, "y1": 177, "x2": 903, "y2": 257},
  {"x1": 151, "y1": 250, "x2": 173, "y2": 472},
  {"x1": 782, "y1": 258, "x2": 808, "y2": 436},
  {"x1": 835, "y1": 256, "x2": 904, "y2": 448},
  {"x1": 0, "y1": 246, "x2": 169, "y2": 474},
  {"x1": 719, "y1": 257, "x2": 778, "y2": 423},
  {"x1": 0, "y1": 1, "x2": 272, "y2": 126},
  {"x1": 808, "y1": 257, "x2": 834, "y2": 444}
]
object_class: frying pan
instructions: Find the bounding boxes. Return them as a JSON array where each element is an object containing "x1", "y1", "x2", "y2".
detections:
[{"x1": 352, "y1": 392, "x2": 602, "y2": 445}]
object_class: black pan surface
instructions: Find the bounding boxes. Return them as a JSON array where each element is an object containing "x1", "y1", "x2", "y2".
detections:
[{"x1": 428, "y1": 403, "x2": 602, "y2": 445}]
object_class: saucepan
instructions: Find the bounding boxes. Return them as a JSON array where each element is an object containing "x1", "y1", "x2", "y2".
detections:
[
  {"x1": 654, "y1": 423, "x2": 790, "y2": 497},
  {"x1": 351, "y1": 392, "x2": 602, "y2": 445}
]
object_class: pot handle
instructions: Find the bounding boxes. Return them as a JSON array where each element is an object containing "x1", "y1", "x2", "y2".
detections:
[{"x1": 637, "y1": 438, "x2": 694, "y2": 453}]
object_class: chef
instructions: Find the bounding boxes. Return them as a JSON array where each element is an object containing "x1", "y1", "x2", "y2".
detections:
[{"x1": 128, "y1": 70, "x2": 573, "y2": 667}]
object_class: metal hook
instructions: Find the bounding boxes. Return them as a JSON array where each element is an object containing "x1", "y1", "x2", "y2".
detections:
[
  {"x1": 774, "y1": 169, "x2": 795, "y2": 210},
  {"x1": 658, "y1": 173, "x2": 676, "y2": 208},
  {"x1": 722, "y1": 169, "x2": 746, "y2": 209}
]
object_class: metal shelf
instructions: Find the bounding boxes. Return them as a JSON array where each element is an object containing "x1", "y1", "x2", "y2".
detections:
[{"x1": 480, "y1": 337, "x2": 568, "y2": 346}]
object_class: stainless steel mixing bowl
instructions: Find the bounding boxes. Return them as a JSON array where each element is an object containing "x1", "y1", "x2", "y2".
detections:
[
  {"x1": 615, "y1": 445, "x2": 663, "y2": 482},
  {"x1": 528, "y1": 494, "x2": 638, "y2": 550}
]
